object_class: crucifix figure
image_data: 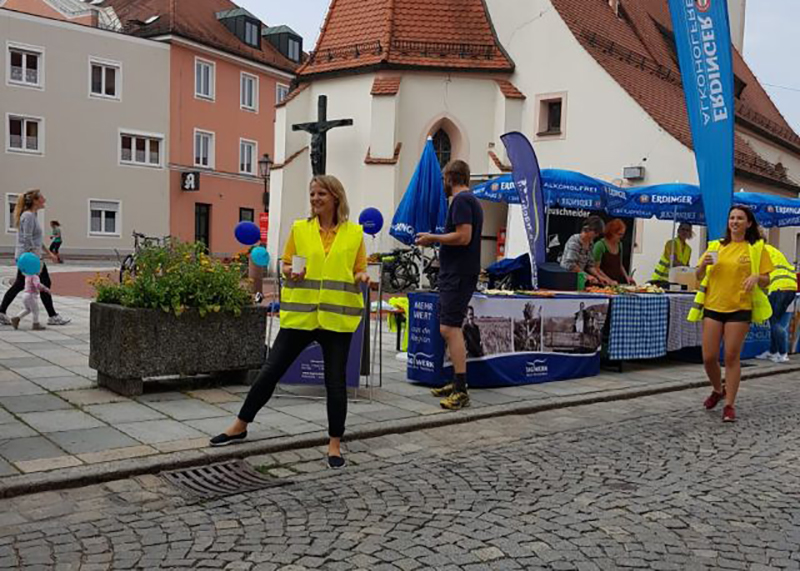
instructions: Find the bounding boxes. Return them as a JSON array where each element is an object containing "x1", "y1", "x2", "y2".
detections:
[{"x1": 292, "y1": 95, "x2": 353, "y2": 175}]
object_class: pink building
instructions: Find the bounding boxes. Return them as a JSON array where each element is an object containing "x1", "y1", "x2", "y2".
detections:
[{"x1": 107, "y1": 0, "x2": 301, "y2": 255}]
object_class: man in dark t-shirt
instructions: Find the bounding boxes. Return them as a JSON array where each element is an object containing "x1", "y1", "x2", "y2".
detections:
[{"x1": 416, "y1": 160, "x2": 483, "y2": 410}]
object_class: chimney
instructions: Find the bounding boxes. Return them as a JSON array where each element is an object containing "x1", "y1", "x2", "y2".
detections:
[
  {"x1": 609, "y1": 0, "x2": 621, "y2": 17},
  {"x1": 727, "y1": 0, "x2": 746, "y2": 52}
]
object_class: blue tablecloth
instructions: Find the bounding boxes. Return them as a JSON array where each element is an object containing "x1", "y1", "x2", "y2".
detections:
[{"x1": 608, "y1": 294, "x2": 669, "y2": 361}]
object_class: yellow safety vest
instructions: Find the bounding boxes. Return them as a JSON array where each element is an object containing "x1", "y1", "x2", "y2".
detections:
[
  {"x1": 687, "y1": 239, "x2": 772, "y2": 324},
  {"x1": 765, "y1": 244, "x2": 798, "y2": 294},
  {"x1": 650, "y1": 238, "x2": 692, "y2": 282},
  {"x1": 279, "y1": 218, "x2": 365, "y2": 333}
]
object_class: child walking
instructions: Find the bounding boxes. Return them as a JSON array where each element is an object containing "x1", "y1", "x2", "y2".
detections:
[
  {"x1": 12, "y1": 270, "x2": 50, "y2": 331},
  {"x1": 49, "y1": 221, "x2": 63, "y2": 264}
]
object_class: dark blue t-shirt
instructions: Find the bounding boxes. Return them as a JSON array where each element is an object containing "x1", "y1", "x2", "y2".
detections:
[{"x1": 440, "y1": 191, "x2": 483, "y2": 276}]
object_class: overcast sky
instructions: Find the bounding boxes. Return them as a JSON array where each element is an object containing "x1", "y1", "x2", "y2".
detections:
[{"x1": 238, "y1": 0, "x2": 800, "y2": 132}]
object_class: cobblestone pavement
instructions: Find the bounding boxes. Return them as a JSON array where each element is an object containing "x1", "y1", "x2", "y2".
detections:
[{"x1": 1, "y1": 373, "x2": 798, "y2": 570}]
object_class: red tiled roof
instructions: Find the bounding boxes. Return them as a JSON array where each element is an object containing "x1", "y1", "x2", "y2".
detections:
[
  {"x1": 550, "y1": 0, "x2": 800, "y2": 189},
  {"x1": 104, "y1": 0, "x2": 298, "y2": 74},
  {"x1": 496, "y1": 79, "x2": 525, "y2": 100},
  {"x1": 371, "y1": 76, "x2": 402, "y2": 96},
  {"x1": 275, "y1": 82, "x2": 309, "y2": 108},
  {"x1": 365, "y1": 143, "x2": 403, "y2": 165},
  {"x1": 297, "y1": 0, "x2": 514, "y2": 78}
]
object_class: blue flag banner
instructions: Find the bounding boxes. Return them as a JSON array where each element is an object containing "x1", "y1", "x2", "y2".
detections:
[
  {"x1": 668, "y1": 0, "x2": 735, "y2": 240},
  {"x1": 500, "y1": 132, "x2": 546, "y2": 289}
]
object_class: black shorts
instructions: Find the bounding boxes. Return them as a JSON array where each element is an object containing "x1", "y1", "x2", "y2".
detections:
[
  {"x1": 438, "y1": 273, "x2": 479, "y2": 327},
  {"x1": 49, "y1": 241, "x2": 61, "y2": 254},
  {"x1": 704, "y1": 309, "x2": 752, "y2": 323}
]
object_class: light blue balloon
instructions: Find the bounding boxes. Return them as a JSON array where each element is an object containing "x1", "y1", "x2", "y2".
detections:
[
  {"x1": 251, "y1": 246, "x2": 270, "y2": 268},
  {"x1": 17, "y1": 253, "x2": 41, "y2": 276}
]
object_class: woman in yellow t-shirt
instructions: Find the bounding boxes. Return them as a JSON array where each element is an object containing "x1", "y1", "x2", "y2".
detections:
[{"x1": 695, "y1": 206, "x2": 773, "y2": 423}]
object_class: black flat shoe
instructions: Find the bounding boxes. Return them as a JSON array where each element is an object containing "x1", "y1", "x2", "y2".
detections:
[
  {"x1": 327, "y1": 455, "x2": 346, "y2": 469},
  {"x1": 209, "y1": 431, "x2": 247, "y2": 447}
]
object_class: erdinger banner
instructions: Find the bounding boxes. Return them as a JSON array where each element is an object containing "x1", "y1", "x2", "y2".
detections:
[
  {"x1": 668, "y1": 0, "x2": 735, "y2": 240},
  {"x1": 406, "y1": 293, "x2": 610, "y2": 387},
  {"x1": 501, "y1": 132, "x2": 546, "y2": 288}
]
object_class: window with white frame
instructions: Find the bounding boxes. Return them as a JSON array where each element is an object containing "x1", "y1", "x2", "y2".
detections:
[
  {"x1": 7, "y1": 114, "x2": 43, "y2": 154},
  {"x1": 7, "y1": 43, "x2": 43, "y2": 88},
  {"x1": 241, "y1": 72, "x2": 258, "y2": 111},
  {"x1": 120, "y1": 132, "x2": 162, "y2": 167},
  {"x1": 5, "y1": 194, "x2": 45, "y2": 233},
  {"x1": 194, "y1": 129, "x2": 215, "y2": 168},
  {"x1": 195, "y1": 58, "x2": 215, "y2": 100},
  {"x1": 89, "y1": 200, "x2": 120, "y2": 236},
  {"x1": 90, "y1": 59, "x2": 120, "y2": 99},
  {"x1": 239, "y1": 139, "x2": 256, "y2": 174},
  {"x1": 276, "y1": 83, "x2": 290, "y2": 105}
]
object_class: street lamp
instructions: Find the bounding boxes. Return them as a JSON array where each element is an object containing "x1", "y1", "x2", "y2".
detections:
[{"x1": 258, "y1": 153, "x2": 273, "y2": 212}]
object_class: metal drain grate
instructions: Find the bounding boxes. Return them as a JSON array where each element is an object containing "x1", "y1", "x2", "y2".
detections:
[{"x1": 163, "y1": 460, "x2": 291, "y2": 500}]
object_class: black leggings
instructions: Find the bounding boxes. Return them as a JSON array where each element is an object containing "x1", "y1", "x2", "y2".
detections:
[
  {"x1": 238, "y1": 328, "x2": 354, "y2": 438},
  {"x1": 0, "y1": 264, "x2": 57, "y2": 318}
]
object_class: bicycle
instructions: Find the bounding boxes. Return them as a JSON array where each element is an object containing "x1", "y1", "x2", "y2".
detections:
[
  {"x1": 377, "y1": 245, "x2": 440, "y2": 292},
  {"x1": 116, "y1": 231, "x2": 170, "y2": 282}
]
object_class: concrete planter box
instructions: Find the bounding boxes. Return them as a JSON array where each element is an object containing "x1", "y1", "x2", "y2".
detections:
[{"x1": 89, "y1": 303, "x2": 266, "y2": 396}]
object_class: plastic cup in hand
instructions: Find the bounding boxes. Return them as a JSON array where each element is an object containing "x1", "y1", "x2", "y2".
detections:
[
  {"x1": 707, "y1": 251, "x2": 718, "y2": 265},
  {"x1": 291, "y1": 255, "x2": 306, "y2": 275}
]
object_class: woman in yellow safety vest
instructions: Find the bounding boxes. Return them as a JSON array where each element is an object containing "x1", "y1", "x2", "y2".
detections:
[
  {"x1": 211, "y1": 175, "x2": 368, "y2": 469},
  {"x1": 650, "y1": 223, "x2": 693, "y2": 283},
  {"x1": 689, "y1": 206, "x2": 773, "y2": 423},
  {"x1": 755, "y1": 244, "x2": 797, "y2": 364}
]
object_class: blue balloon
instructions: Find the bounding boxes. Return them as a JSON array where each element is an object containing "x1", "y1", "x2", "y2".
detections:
[
  {"x1": 234, "y1": 221, "x2": 261, "y2": 246},
  {"x1": 251, "y1": 246, "x2": 270, "y2": 268},
  {"x1": 358, "y1": 207, "x2": 384, "y2": 236},
  {"x1": 18, "y1": 253, "x2": 41, "y2": 276}
]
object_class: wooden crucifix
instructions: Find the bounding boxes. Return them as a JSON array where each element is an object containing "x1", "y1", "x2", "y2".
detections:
[{"x1": 292, "y1": 95, "x2": 353, "y2": 175}]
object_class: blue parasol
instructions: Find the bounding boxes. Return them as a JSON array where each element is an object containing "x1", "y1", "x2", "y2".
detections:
[
  {"x1": 608, "y1": 183, "x2": 706, "y2": 223},
  {"x1": 734, "y1": 192, "x2": 800, "y2": 228},
  {"x1": 389, "y1": 139, "x2": 447, "y2": 245}
]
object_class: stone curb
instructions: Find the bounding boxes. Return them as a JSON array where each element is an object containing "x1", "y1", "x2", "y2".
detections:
[{"x1": 1, "y1": 363, "x2": 798, "y2": 499}]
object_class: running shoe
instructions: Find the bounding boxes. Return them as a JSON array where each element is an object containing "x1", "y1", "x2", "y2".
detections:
[
  {"x1": 47, "y1": 315, "x2": 72, "y2": 326},
  {"x1": 755, "y1": 351, "x2": 774, "y2": 361},
  {"x1": 770, "y1": 354, "x2": 790, "y2": 364},
  {"x1": 431, "y1": 382, "x2": 455, "y2": 398},
  {"x1": 722, "y1": 405, "x2": 736, "y2": 423},
  {"x1": 0, "y1": 313, "x2": 11, "y2": 326},
  {"x1": 703, "y1": 389, "x2": 726, "y2": 410},
  {"x1": 440, "y1": 391, "x2": 470, "y2": 411},
  {"x1": 327, "y1": 455, "x2": 346, "y2": 469}
]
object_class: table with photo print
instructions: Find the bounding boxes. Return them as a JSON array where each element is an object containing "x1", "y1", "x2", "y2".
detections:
[{"x1": 606, "y1": 294, "x2": 670, "y2": 361}]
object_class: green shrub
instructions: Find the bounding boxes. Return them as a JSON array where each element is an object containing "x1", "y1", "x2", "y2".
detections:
[{"x1": 91, "y1": 241, "x2": 253, "y2": 317}]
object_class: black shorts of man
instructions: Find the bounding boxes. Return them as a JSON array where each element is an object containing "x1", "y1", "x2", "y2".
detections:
[{"x1": 416, "y1": 160, "x2": 483, "y2": 410}]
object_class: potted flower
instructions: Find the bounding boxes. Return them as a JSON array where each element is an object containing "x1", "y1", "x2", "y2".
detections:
[{"x1": 89, "y1": 241, "x2": 266, "y2": 396}]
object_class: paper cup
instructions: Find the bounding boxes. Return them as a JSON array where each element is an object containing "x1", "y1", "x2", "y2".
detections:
[
  {"x1": 707, "y1": 251, "x2": 718, "y2": 265},
  {"x1": 291, "y1": 255, "x2": 306, "y2": 275}
]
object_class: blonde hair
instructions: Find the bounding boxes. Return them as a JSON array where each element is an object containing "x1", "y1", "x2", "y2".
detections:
[
  {"x1": 14, "y1": 190, "x2": 41, "y2": 228},
  {"x1": 310, "y1": 175, "x2": 349, "y2": 225}
]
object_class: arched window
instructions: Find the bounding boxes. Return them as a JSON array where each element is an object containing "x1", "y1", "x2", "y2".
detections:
[{"x1": 432, "y1": 128, "x2": 452, "y2": 169}]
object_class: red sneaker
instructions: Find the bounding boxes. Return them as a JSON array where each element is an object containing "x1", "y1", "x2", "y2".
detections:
[
  {"x1": 722, "y1": 405, "x2": 736, "y2": 423},
  {"x1": 703, "y1": 389, "x2": 725, "y2": 410}
]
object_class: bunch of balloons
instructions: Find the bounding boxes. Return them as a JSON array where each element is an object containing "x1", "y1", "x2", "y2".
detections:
[{"x1": 234, "y1": 221, "x2": 270, "y2": 268}]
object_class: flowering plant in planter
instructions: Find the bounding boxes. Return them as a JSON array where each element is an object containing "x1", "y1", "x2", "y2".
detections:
[{"x1": 91, "y1": 240, "x2": 253, "y2": 317}]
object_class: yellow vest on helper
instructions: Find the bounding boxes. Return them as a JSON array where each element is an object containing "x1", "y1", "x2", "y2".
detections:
[
  {"x1": 687, "y1": 240, "x2": 772, "y2": 324},
  {"x1": 765, "y1": 244, "x2": 797, "y2": 294},
  {"x1": 280, "y1": 218, "x2": 365, "y2": 333},
  {"x1": 650, "y1": 238, "x2": 692, "y2": 282}
]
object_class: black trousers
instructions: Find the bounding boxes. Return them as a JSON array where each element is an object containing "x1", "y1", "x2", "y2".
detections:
[
  {"x1": 238, "y1": 328, "x2": 354, "y2": 438},
  {"x1": 0, "y1": 264, "x2": 57, "y2": 318}
]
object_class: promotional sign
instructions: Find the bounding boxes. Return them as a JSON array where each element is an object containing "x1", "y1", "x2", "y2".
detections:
[
  {"x1": 259, "y1": 212, "x2": 269, "y2": 243},
  {"x1": 668, "y1": 0, "x2": 735, "y2": 240},
  {"x1": 501, "y1": 132, "x2": 547, "y2": 288},
  {"x1": 181, "y1": 171, "x2": 200, "y2": 191},
  {"x1": 280, "y1": 289, "x2": 368, "y2": 388},
  {"x1": 407, "y1": 293, "x2": 609, "y2": 387}
]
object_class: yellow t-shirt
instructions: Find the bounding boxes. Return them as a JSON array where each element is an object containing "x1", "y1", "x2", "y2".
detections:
[
  {"x1": 282, "y1": 224, "x2": 367, "y2": 273},
  {"x1": 703, "y1": 241, "x2": 774, "y2": 313}
]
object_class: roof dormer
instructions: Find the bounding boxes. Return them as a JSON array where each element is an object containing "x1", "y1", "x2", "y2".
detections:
[
  {"x1": 216, "y1": 8, "x2": 261, "y2": 50},
  {"x1": 262, "y1": 25, "x2": 303, "y2": 63}
]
